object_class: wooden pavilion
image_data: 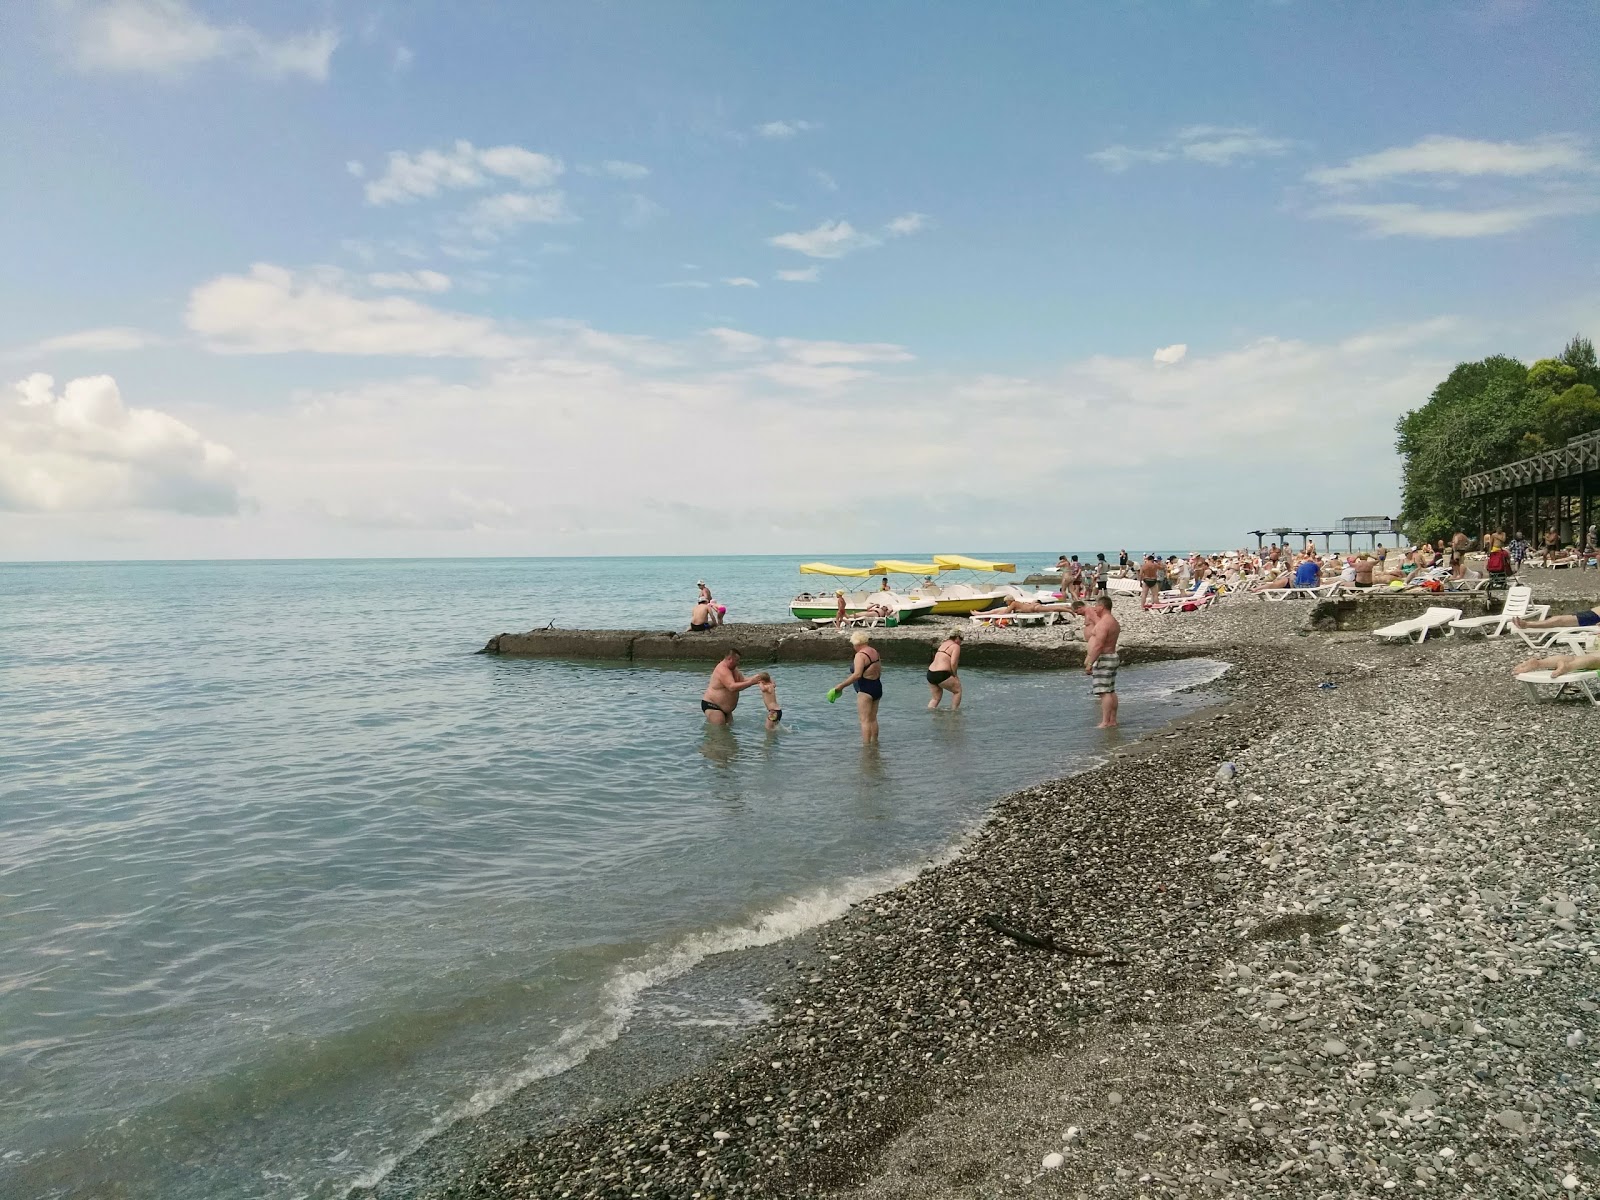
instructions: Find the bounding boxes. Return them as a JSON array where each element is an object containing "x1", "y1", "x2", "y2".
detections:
[{"x1": 1460, "y1": 429, "x2": 1600, "y2": 545}]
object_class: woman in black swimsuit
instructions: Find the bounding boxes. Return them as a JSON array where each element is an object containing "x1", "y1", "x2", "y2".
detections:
[
  {"x1": 926, "y1": 630, "x2": 962, "y2": 710},
  {"x1": 835, "y1": 631, "x2": 883, "y2": 743}
]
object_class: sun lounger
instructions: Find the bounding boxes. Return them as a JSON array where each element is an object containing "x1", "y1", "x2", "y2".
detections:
[
  {"x1": 970, "y1": 609, "x2": 1060, "y2": 627},
  {"x1": 1260, "y1": 582, "x2": 1338, "y2": 602},
  {"x1": 1516, "y1": 668, "x2": 1600, "y2": 705},
  {"x1": 1447, "y1": 586, "x2": 1549, "y2": 638},
  {"x1": 1510, "y1": 620, "x2": 1595, "y2": 652},
  {"x1": 1146, "y1": 582, "x2": 1216, "y2": 613},
  {"x1": 1372, "y1": 606, "x2": 1462, "y2": 644}
]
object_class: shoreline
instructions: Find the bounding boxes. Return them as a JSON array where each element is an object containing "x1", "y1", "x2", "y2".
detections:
[{"x1": 433, "y1": 572, "x2": 1594, "y2": 1197}]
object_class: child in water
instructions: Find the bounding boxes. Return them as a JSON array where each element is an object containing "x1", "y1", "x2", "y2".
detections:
[{"x1": 755, "y1": 672, "x2": 782, "y2": 726}]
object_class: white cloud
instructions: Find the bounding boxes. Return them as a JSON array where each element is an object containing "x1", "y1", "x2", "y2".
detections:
[
  {"x1": 580, "y1": 160, "x2": 651, "y2": 180},
  {"x1": 458, "y1": 191, "x2": 574, "y2": 240},
  {"x1": 705, "y1": 327, "x2": 767, "y2": 354},
  {"x1": 768, "y1": 219, "x2": 879, "y2": 259},
  {"x1": 1152, "y1": 343, "x2": 1188, "y2": 365},
  {"x1": 722, "y1": 277, "x2": 760, "y2": 288},
  {"x1": 362, "y1": 141, "x2": 564, "y2": 205},
  {"x1": 15, "y1": 327, "x2": 156, "y2": 356},
  {"x1": 1311, "y1": 197, "x2": 1598, "y2": 238},
  {"x1": 392, "y1": 45, "x2": 414, "y2": 72},
  {"x1": 1089, "y1": 125, "x2": 1292, "y2": 172},
  {"x1": 1306, "y1": 134, "x2": 1592, "y2": 187},
  {"x1": 756, "y1": 119, "x2": 819, "y2": 139},
  {"x1": 774, "y1": 338, "x2": 913, "y2": 366},
  {"x1": 1, "y1": 373, "x2": 243, "y2": 514},
  {"x1": 368, "y1": 270, "x2": 452, "y2": 293},
  {"x1": 621, "y1": 194, "x2": 666, "y2": 230},
  {"x1": 775, "y1": 267, "x2": 820, "y2": 283},
  {"x1": 885, "y1": 211, "x2": 931, "y2": 237},
  {"x1": 810, "y1": 169, "x2": 839, "y2": 192},
  {"x1": 186, "y1": 263, "x2": 528, "y2": 357},
  {"x1": 66, "y1": 0, "x2": 338, "y2": 81},
  {"x1": 659, "y1": 280, "x2": 712, "y2": 289}
]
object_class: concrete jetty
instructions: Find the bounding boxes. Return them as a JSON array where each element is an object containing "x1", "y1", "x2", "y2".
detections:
[{"x1": 480, "y1": 622, "x2": 1101, "y2": 669}]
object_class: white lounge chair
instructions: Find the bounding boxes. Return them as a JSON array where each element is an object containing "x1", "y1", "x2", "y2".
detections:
[
  {"x1": 1516, "y1": 668, "x2": 1600, "y2": 705},
  {"x1": 1372, "y1": 606, "x2": 1462, "y2": 644},
  {"x1": 970, "y1": 608, "x2": 1060, "y2": 627},
  {"x1": 1146, "y1": 581, "x2": 1216, "y2": 614},
  {"x1": 1511, "y1": 619, "x2": 1597, "y2": 652},
  {"x1": 1448, "y1": 586, "x2": 1549, "y2": 638}
]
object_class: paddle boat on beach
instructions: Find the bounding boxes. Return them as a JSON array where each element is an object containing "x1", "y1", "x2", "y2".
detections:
[
  {"x1": 920, "y1": 554, "x2": 1018, "y2": 614},
  {"x1": 789, "y1": 563, "x2": 936, "y2": 625}
]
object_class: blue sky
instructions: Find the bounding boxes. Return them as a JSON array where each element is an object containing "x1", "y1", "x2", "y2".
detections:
[{"x1": 2, "y1": 0, "x2": 1596, "y2": 559}]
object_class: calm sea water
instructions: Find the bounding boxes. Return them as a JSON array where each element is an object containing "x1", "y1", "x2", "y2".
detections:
[{"x1": 0, "y1": 557, "x2": 1223, "y2": 1200}]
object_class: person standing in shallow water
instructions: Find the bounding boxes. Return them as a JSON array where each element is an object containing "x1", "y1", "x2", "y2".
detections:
[
  {"x1": 834, "y1": 631, "x2": 883, "y2": 742},
  {"x1": 1083, "y1": 594, "x2": 1120, "y2": 728},
  {"x1": 701, "y1": 648, "x2": 761, "y2": 725},
  {"x1": 926, "y1": 630, "x2": 963, "y2": 710}
]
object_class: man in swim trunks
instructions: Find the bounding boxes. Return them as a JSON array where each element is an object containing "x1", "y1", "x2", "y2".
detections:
[
  {"x1": 1138, "y1": 554, "x2": 1161, "y2": 606},
  {"x1": 1083, "y1": 594, "x2": 1120, "y2": 728},
  {"x1": 926, "y1": 629, "x2": 963, "y2": 709},
  {"x1": 689, "y1": 599, "x2": 717, "y2": 631},
  {"x1": 701, "y1": 648, "x2": 762, "y2": 724},
  {"x1": 1512, "y1": 606, "x2": 1600, "y2": 632}
]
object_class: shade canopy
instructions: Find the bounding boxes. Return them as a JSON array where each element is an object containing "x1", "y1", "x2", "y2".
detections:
[
  {"x1": 873, "y1": 560, "x2": 942, "y2": 575},
  {"x1": 933, "y1": 554, "x2": 1018, "y2": 573},
  {"x1": 799, "y1": 562, "x2": 886, "y2": 577}
]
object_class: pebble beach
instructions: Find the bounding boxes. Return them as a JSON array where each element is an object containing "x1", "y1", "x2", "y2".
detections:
[{"x1": 427, "y1": 570, "x2": 1599, "y2": 1199}]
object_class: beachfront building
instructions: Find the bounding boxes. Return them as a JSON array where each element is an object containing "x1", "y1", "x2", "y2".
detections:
[{"x1": 1461, "y1": 429, "x2": 1600, "y2": 545}]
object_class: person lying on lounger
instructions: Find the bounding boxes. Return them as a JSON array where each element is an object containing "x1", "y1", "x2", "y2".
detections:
[
  {"x1": 995, "y1": 596, "x2": 1079, "y2": 613},
  {"x1": 1513, "y1": 606, "x2": 1600, "y2": 631},
  {"x1": 1512, "y1": 652, "x2": 1600, "y2": 678}
]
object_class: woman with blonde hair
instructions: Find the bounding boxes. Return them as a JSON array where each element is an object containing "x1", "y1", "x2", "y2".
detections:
[{"x1": 831, "y1": 631, "x2": 883, "y2": 742}]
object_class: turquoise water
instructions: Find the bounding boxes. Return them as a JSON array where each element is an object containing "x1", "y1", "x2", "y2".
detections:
[{"x1": 0, "y1": 557, "x2": 1223, "y2": 1199}]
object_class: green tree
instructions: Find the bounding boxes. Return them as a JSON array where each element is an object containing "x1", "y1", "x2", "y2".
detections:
[
  {"x1": 1534, "y1": 383, "x2": 1600, "y2": 446},
  {"x1": 1396, "y1": 356, "x2": 1528, "y2": 542},
  {"x1": 1560, "y1": 335, "x2": 1599, "y2": 388}
]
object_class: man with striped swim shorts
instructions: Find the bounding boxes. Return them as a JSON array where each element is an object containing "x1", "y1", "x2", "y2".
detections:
[{"x1": 1083, "y1": 594, "x2": 1121, "y2": 728}]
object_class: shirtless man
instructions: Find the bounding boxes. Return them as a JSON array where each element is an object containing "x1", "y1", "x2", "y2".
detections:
[
  {"x1": 1083, "y1": 595, "x2": 1121, "y2": 728},
  {"x1": 1138, "y1": 554, "x2": 1161, "y2": 606},
  {"x1": 926, "y1": 630, "x2": 963, "y2": 709},
  {"x1": 700, "y1": 648, "x2": 762, "y2": 724},
  {"x1": 688, "y1": 600, "x2": 717, "y2": 631},
  {"x1": 1352, "y1": 553, "x2": 1376, "y2": 588},
  {"x1": 1513, "y1": 606, "x2": 1600, "y2": 633}
]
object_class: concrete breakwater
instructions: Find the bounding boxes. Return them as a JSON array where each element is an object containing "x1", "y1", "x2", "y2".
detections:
[{"x1": 480, "y1": 623, "x2": 1097, "y2": 669}]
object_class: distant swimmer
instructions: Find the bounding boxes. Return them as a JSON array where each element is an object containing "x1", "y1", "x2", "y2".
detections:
[
  {"x1": 832, "y1": 631, "x2": 882, "y2": 742},
  {"x1": 1083, "y1": 594, "x2": 1121, "y2": 728},
  {"x1": 926, "y1": 630, "x2": 963, "y2": 710},
  {"x1": 701, "y1": 648, "x2": 762, "y2": 724}
]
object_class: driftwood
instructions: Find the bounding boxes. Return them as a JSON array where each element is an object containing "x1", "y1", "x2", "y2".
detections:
[{"x1": 983, "y1": 914, "x2": 1119, "y2": 960}]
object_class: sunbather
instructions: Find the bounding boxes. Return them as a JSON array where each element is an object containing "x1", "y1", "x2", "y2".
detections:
[
  {"x1": 1513, "y1": 652, "x2": 1600, "y2": 678},
  {"x1": 995, "y1": 596, "x2": 1078, "y2": 613},
  {"x1": 1513, "y1": 606, "x2": 1600, "y2": 631}
]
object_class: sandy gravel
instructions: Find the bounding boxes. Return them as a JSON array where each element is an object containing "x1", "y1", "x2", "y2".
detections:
[{"x1": 421, "y1": 585, "x2": 1599, "y2": 1200}]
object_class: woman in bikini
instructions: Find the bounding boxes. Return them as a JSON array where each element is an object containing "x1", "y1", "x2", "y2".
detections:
[
  {"x1": 926, "y1": 630, "x2": 963, "y2": 710},
  {"x1": 834, "y1": 631, "x2": 883, "y2": 742}
]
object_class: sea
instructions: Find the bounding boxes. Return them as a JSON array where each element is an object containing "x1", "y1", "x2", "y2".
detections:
[{"x1": 0, "y1": 556, "x2": 1226, "y2": 1200}]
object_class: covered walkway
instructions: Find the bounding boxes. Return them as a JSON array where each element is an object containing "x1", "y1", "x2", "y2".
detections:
[{"x1": 1461, "y1": 430, "x2": 1600, "y2": 544}]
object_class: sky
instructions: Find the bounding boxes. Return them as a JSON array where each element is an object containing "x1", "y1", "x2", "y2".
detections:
[{"x1": 1, "y1": 0, "x2": 1597, "y2": 561}]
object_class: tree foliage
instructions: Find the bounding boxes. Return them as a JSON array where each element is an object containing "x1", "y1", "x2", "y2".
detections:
[{"x1": 1395, "y1": 335, "x2": 1600, "y2": 544}]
